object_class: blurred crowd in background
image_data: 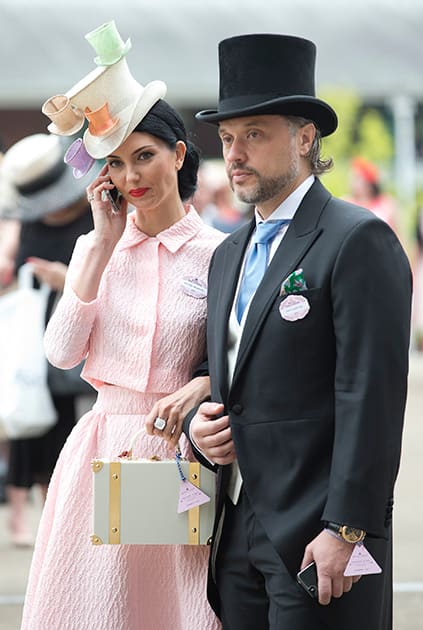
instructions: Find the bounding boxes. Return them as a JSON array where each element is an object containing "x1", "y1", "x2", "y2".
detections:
[
  {"x1": 1, "y1": 132, "x2": 423, "y2": 545},
  {"x1": 0, "y1": 2, "x2": 423, "y2": 547}
]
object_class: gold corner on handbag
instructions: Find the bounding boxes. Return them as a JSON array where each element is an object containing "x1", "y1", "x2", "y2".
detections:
[
  {"x1": 91, "y1": 460, "x2": 104, "y2": 473},
  {"x1": 92, "y1": 458, "x2": 215, "y2": 545}
]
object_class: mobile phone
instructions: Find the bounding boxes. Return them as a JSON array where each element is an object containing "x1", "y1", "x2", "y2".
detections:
[
  {"x1": 105, "y1": 187, "x2": 122, "y2": 214},
  {"x1": 296, "y1": 562, "x2": 318, "y2": 600}
]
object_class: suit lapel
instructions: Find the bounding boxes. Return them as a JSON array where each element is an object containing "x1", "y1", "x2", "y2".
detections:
[
  {"x1": 212, "y1": 220, "x2": 255, "y2": 400},
  {"x1": 232, "y1": 179, "x2": 331, "y2": 386}
]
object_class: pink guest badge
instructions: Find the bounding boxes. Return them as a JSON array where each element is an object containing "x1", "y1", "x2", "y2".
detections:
[
  {"x1": 279, "y1": 294, "x2": 310, "y2": 321},
  {"x1": 181, "y1": 277, "x2": 207, "y2": 299},
  {"x1": 344, "y1": 543, "x2": 382, "y2": 576}
]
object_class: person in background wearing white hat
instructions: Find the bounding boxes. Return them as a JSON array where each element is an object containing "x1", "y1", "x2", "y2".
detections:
[
  {"x1": 185, "y1": 34, "x2": 412, "y2": 630},
  {"x1": 0, "y1": 133, "x2": 96, "y2": 548},
  {"x1": 20, "y1": 21, "x2": 224, "y2": 628}
]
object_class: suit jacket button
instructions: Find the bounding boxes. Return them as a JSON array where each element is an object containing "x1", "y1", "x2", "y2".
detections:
[{"x1": 231, "y1": 404, "x2": 243, "y2": 414}]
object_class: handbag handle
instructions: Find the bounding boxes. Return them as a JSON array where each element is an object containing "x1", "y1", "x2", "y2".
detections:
[
  {"x1": 18, "y1": 263, "x2": 50, "y2": 297},
  {"x1": 119, "y1": 427, "x2": 182, "y2": 460}
]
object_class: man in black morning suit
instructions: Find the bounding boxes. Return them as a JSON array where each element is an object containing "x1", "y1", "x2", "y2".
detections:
[{"x1": 184, "y1": 34, "x2": 412, "y2": 629}]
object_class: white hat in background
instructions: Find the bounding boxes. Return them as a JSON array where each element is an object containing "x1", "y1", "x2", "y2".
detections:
[{"x1": 0, "y1": 134, "x2": 100, "y2": 221}]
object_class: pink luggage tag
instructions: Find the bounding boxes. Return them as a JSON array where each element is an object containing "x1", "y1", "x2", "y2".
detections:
[
  {"x1": 175, "y1": 450, "x2": 210, "y2": 513},
  {"x1": 344, "y1": 543, "x2": 382, "y2": 576}
]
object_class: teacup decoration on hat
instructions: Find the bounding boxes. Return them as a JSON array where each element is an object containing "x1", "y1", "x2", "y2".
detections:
[
  {"x1": 85, "y1": 19, "x2": 132, "y2": 66},
  {"x1": 42, "y1": 94, "x2": 85, "y2": 136},
  {"x1": 64, "y1": 138, "x2": 96, "y2": 179},
  {"x1": 84, "y1": 102, "x2": 119, "y2": 137}
]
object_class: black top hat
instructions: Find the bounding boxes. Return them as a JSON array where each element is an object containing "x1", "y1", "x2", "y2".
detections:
[{"x1": 196, "y1": 34, "x2": 337, "y2": 137}]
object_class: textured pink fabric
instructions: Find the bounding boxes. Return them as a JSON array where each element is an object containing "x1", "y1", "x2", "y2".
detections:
[{"x1": 21, "y1": 208, "x2": 224, "y2": 630}]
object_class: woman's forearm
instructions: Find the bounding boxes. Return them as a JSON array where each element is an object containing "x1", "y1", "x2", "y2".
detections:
[{"x1": 71, "y1": 238, "x2": 116, "y2": 303}]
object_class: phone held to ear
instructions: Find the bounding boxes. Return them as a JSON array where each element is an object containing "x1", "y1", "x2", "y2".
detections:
[
  {"x1": 104, "y1": 187, "x2": 122, "y2": 214},
  {"x1": 296, "y1": 562, "x2": 318, "y2": 600}
]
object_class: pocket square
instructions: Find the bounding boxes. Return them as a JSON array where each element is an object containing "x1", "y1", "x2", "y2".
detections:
[{"x1": 280, "y1": 268, "x2": 308, "y2": 296}]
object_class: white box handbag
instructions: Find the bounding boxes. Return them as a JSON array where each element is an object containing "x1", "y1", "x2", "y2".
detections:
[{"x1": 91, "y1": 432, "x2": 216, "y2": 546}]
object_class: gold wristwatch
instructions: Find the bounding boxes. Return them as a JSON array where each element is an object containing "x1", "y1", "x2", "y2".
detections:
[{"x1": 325, "y1": 522, "x2": 366, "y2": 543}]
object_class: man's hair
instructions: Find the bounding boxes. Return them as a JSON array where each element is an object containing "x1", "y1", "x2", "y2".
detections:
[{"x1": 285, "y1": 115, "x2": 334, "y2": 176}]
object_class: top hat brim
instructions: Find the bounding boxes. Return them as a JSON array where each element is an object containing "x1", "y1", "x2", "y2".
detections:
[
  {"x1": 6, "y1": 161, "x2": 102, "y2": 222},
  {"x1": 83, "y1": 80, "x2": 167, "y2": 159},
  {"x1": 196, "y1": 95, "x2": 338, "y2": 137},
  {"x1": 94, "y1": 38, "x2": 132, "y2": 66}
]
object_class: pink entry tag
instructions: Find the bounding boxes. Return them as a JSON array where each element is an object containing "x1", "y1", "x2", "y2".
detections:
[
  {"x1": 279, "y1": 294, "x2": 310, "y2": 321},
  {"x1": 344, "y1": 543, "x2": 382, "y2": 576},
  {"x1": 177, "y1": 480, "x2": 211, "y2": 513},
  {"x1": 181, "y1": 277, "x2": 207, "y2": 299}
]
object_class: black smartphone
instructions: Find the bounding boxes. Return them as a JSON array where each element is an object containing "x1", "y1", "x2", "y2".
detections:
[
  {"x1": 296, "y1": 562, "x2": 318, "y2": 600},
  {"x1": 105, "y1": 186, "x2": 122, "y2": 214}
]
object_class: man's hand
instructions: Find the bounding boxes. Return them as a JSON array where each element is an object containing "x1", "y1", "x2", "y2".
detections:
[
  {"x1": 300, "y1": 530, "x2": 362, "y2": 605},
  {"x1": 191, "y1": 402, "x2": 236, "y2": 465}
]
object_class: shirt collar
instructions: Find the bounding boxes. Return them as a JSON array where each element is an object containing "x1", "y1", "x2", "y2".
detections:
[
  {"x1": 254, "y1": 175, "x2": 315, "y2": 225},
  {"x1": 117, "y1": 205, "x2": 204, "y2": 253}
]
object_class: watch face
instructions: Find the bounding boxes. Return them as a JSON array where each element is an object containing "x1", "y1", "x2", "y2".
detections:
[{"x1": 342, "y1": 526, "x2": 365, "y2": 543}]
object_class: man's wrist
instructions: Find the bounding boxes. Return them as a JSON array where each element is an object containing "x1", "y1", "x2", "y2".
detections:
[{"x1": 324, "y1": 522, "x2": 366, "y2": 544}]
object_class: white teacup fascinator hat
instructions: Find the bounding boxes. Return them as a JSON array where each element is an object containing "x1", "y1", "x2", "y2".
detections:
[{"x1": 41, "y1": 20, "x2": 167, "y2": 167}]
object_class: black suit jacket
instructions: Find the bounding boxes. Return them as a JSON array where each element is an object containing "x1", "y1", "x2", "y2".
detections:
[{"x1": 186, "y1": 179, "x2": 412, "y2": 628}]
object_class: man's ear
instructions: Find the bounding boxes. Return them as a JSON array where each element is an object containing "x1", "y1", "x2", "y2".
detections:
[{"x1": 298, "y1": 123, "x2": 316, "y2": 157}]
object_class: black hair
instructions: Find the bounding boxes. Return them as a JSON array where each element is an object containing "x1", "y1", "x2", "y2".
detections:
[{"x1": 134, "y1": 100, "x2": 200, "y2": 201}]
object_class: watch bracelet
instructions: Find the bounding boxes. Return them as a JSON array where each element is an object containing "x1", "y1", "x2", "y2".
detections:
[{"x1": 324, "y1": 521, "x2": 366, "y2": 543}]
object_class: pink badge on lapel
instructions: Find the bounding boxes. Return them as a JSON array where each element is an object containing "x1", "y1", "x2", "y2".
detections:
[{"x1": 279, "y1": 294, "x2": 310, "y2": 321}]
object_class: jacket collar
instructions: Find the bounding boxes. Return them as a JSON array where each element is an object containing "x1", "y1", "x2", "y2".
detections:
[{"x1": 117, "y1": 205, "x2": 204, "y2": 253}]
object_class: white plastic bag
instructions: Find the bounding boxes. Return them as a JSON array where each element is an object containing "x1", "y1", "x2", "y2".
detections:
[{"x1": 0, "y1": 263, "x2": 57, "y2": 439}]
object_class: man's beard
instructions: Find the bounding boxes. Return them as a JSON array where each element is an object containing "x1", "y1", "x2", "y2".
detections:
[{"x1": 228, "y1": 155, "x2": 299, "y2": 206}]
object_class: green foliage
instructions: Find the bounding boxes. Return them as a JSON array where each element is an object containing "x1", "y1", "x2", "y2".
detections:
[
  {"x1": 354, "y1": 109, "x2": 394, "y2": 162},
  {"x1": 316, "y1": 87, "x2": 394, "y2": 198}
]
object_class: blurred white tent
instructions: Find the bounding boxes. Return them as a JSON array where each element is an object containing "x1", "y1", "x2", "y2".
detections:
[
  {"x1": 1, "y1": 0, "x2": 422, "y2": 105},
  {"x1": 1, "y1": 0, "x2": 422, "y2": 200}
]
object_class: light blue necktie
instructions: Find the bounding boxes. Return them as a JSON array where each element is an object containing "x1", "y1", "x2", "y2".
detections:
[{"x1": 236, "y1": 219, "x2": 291, "y2": 322}]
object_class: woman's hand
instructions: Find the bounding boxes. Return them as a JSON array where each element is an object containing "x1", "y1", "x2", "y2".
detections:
[
  {"x1": 27, "y1": 258, "x2": 67, "y2": 291},
  {"x1": 86, "y1": 164, "x2": 128, "y2": 250},
  {"x1": 145, "y1": 377, "x2": 211, "y2": 448}
]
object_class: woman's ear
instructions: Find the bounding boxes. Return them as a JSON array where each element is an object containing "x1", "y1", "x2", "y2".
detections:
[{"x1": 175, "y1": 140, "x2": 187, "y2": 170}]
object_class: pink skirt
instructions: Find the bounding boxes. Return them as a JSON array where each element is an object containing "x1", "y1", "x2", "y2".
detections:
[{"x1": 21, "y1": 385, "x2": 221, "y2": 630}]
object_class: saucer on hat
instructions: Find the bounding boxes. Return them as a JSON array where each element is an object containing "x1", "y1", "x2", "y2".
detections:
[{"x1": 85, "y1": 19, "x2": 132, "y2": 66}]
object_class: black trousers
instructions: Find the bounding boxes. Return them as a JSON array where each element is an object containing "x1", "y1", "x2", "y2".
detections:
[{"x1": 215, "y1": 490, "x2": 329, "y2": 630}]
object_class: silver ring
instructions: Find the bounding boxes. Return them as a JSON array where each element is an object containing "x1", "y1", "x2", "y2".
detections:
[
  {"x1": 153, "y1": 417, "x2": 167, "y2": 430},
  {"x1": 87, "y1": 193, "x2": 95, "y2": 202}
]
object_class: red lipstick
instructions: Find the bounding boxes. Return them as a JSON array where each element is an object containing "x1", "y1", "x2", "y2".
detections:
[{"x1": 129, "y1": 188, "x2": 149, "y2": 198}]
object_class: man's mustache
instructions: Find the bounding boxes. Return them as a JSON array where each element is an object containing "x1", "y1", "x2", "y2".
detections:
[{"x1": 227, "y1": 165, "x2": 258, "y2": 178}]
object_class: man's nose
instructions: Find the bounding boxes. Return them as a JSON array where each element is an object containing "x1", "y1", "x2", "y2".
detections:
[{"x1": 226, "y1": 138, "x2": 245, "y2": 163}]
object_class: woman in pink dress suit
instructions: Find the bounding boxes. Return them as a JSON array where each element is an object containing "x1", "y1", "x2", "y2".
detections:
[{"x1": 20, "y1": 93, "x2": 223, "y2": 629}]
